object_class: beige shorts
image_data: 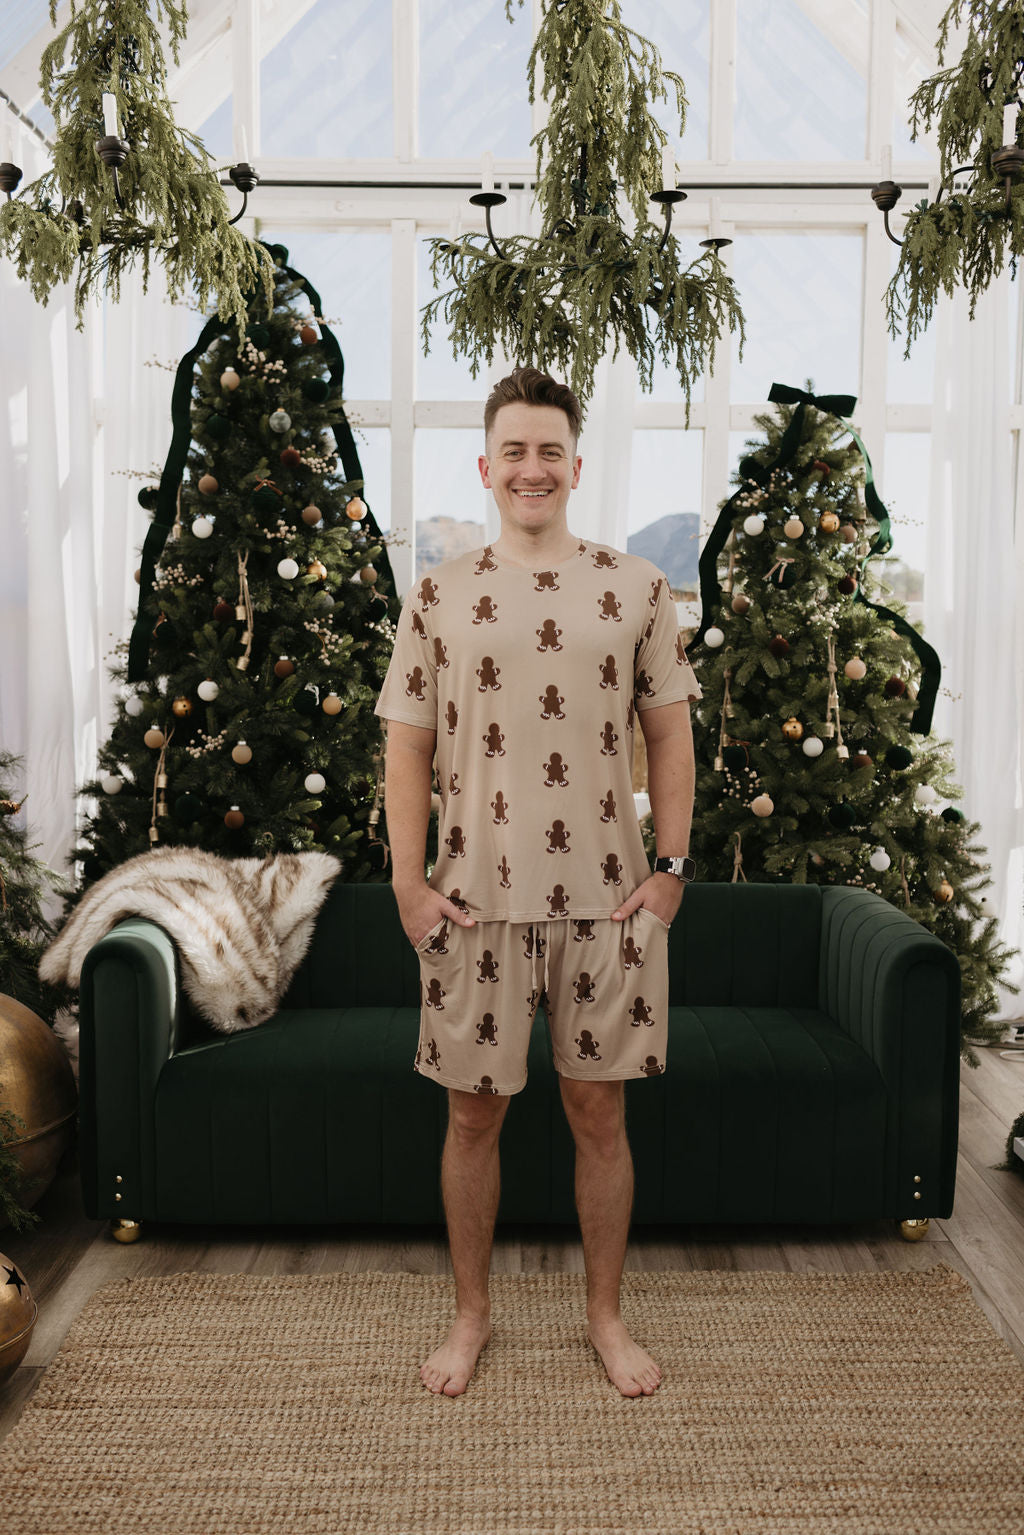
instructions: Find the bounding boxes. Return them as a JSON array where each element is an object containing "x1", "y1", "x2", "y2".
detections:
[{"x1": 413, "y1": 910, "x2": 670, "y2": 1096}]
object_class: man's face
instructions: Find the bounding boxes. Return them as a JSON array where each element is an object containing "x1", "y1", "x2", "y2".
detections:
[{"x1": 479, "y1": 402, "x2": 582, "y2": 534}]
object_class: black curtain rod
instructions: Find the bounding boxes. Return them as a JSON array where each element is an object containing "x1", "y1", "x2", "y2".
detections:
[{"x1": 220, "y1": 177, "x2": 931, "y2": 193}]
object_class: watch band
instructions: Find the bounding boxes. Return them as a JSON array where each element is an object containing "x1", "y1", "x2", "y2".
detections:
[{"x1": 654, "y1": 855, "x2": 696, "y2": 883}]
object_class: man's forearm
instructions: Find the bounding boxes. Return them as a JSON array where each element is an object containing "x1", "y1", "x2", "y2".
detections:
[
  {"x1": 645, "y1": 729, "x2": 695, "y2": 856},
  {"x1": 384, "y1": 732, "x2": 436, "y2": 891}
]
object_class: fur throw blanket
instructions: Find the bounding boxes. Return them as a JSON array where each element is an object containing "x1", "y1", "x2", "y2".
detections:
[{"x1": 40, "y1": 847, "x2": 342, "y2": 1034}]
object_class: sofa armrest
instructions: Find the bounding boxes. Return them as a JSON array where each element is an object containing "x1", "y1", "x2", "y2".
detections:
[
  {"x1": 819, "y1": 886, "x2": 962, "y2": 1215},
  {"x1": 78, "y1": 918, "x2": 185, "y2": 1221}
]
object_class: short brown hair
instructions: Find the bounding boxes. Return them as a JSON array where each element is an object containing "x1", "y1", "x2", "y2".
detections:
[{"x1": 483, "y1": 367, "x2": 582, "y2": 448}]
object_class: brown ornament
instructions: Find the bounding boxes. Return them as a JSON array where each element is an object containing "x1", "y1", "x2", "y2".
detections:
[
  {"x1": 198, "y1": 473, "x2": 219, "y2": 496},
  {"x1": 345, "y1": 496, "x2": 367, "y2": 521},
  {"x1": 818, "y1": 511, "x2": 840, "y2": 533},
  {"x1": 274, "y1": 656, "x2": 295, "y2": 678},
  {"x1": 812, "y1": 460, "x2": 831, "y2": 476},
  {"x1": 213, "y1": 600, "x2": 234, "y2": 622},
  {"x1": 850, "y1": 752, "x2": 874, "y2": 771},
  {"x1": 837, "y1": 575, "x2": 858, "y2": 595},
  {"x1": 936, "y1": 879, "x2": 955, "y2": 903},
  {"x1": 731, "y1": 591, "x2": 751, "y2": 615},
  {"x1": 307, "y1": 560, "x2": 328, "y2": 582},
  {"x1": 300, "y1": 324, "x2": 318, "y2": 345},
  {"x1": 359, "y1": 565, "x2": 378, "y2": 584},
  {"x1": 280, "y1": 446, "x2": 302, "y2": 468},
  {"x1": 782, "y1": 717, "x2": 804, "y2": 740},
  {"x1": 143, "y1": 727, "x2": 166, "y2": 749},
  {"x1": 134, "y1": 568, "x2": 142, "y2": 585},
  {"x1": 840, "y1": 523, "x2": 858, "y2": 543},
  {"x1": 171, "y1": 696, "x2": 193, "y2": 718},
  {"x1": 884, "y1": 676, "x2": 907, "y2": 698},
  {"x1": 301, "y1": 504, "x2": 322, "y2": 527},
  {"x1": 322, "y1": 693, "x2": 343, "y2": 715},
  {"x1": 224, "y1": 806, "x2": 245, "y2": 829},
  {"x1": 768, "y1": 635, "x2": 790, "y2": 658}
]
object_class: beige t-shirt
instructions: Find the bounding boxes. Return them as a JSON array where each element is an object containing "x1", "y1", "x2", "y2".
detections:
[{"x1": 375, "y1": 538, "x2": 702, "y2": 921}]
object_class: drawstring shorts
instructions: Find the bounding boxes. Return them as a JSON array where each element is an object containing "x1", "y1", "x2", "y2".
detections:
[{"x1": 413, "y1": 910, "x2": 670, "y2": 1095}]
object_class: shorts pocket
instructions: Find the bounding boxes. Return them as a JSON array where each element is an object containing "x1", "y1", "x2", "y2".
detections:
[
  {"x1": 636, "y1": 904, "x2": 671, "y2": 932},
  {"x1": 414, "y1": 915, "x2": 448, "y2": 954}
]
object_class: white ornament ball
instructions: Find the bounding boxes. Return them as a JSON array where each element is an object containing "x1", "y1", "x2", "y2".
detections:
[
  {"x1": 304, "y1": 772, "x2": 327, "y2": 795},
  {"x1": 751, "y1": 793, "x2": 775, "y2": 817},
  {"x1": 705, "y1": 625, "x2": 725, "y2": 648},
  {"x1": 277, "y1": 557, "x2": 299, "y2": 580},
  {"x1": 101, "y1": 774, "x2": 123, "y2": 795},
  {"x1": 869, "y1": 847, "x2": 891, "y2": 872},
  {"x1": 269, "y1": 409, "x2": 292, "y2": 433},
  {"x1": 219, "y1": 368, "x2": 240, "y2": 391},
  {"x1": 915, "y1": 784, "x2": 939, "y2": 806},
  {"x1": 125, "y1": 696, "x2": 144, "y2": 718},
  {"x1": 979, "y1": 896, "x2": 993, "y2": 918},
  {"x1": 192, "y1": 516, "x2": 214, "y2": 539},
  {"x1": 743, "y1": 514, "x2": 766, "y2": 537},
  {"x1": 802, "y1": 736, "x2": 824, "y2": 758},
  {"x1": 784, "y1": 517, "x2": 804, "y2": 539},
  {"x1": 844, "y1": 656, "x2": 867, "y2": 680},
  {"x1": 197, "y1": 679, "x2": 220, "y2": 702}
]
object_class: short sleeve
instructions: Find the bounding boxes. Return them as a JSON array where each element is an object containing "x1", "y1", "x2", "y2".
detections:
[
  {"x1": 633, "y1": 573, "x2": 703, "y2": 711},
  {"x1": 374, "y1": 589, "x2": 439, "y2": 729}
]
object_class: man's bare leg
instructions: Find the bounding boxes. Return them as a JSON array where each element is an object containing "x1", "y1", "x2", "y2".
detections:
[
  {"x1": 559, "y1": 1077, "x2": 662, "y2": 1397},
  {"x1": 421, "y1": 1087, "x2": 510, "y2": 1396}
]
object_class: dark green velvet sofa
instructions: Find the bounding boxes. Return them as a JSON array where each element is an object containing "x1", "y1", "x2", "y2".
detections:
[{"x1": 78, "y1": 881, "x2": 961, "y2": 1242}]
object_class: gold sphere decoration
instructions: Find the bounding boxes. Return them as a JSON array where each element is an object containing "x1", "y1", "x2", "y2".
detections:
[
  {"x1": 0, "y1": 1251, "x2": 37, "y2": 1387},
  {"x1": 819, "y1": 511, "x2": 840, "y2": 533},
  {"x1": 345, "y1": 496, "x2": 367, "y2": 521},
  {"x1": 937, "y1": 879, "x2": 955, "y2": 903},
  {"x1": 306, "y1": 560, "x2": 328, "y2": 582},
  {"x1": 171, "y1": 696, "x2": 192, "y2": 718},
  {"x1": 782, "y1": 717, "x2": 804, "y2": 741},
  {"x1": 0, "y1": 995, "x2": 77, "y2": 1231}
]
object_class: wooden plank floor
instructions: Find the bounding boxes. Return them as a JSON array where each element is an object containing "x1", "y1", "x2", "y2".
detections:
[{"x1": 3, "y1": 1044, "x2": 1024, "y2": 1443}]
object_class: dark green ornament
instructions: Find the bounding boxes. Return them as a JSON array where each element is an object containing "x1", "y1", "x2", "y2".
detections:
[
  {"x1": 137, "y1": 485, "x2": 159, "y2": 511},
  {"x1": 205, "y1": 413, "x2": 231, "y2": 442},
  {"x1": 175, "y1": 792, "x2": 202, "y2": 821},
  {"x1": 294, "y1": 690, "x2": 319, "y2": 718},
  {"x1": 302, "y1": 378, "x2": 330, "y2": 403},
  {"x1": 886, "y1": 745, "x2": 913, "y2": 770},
  {"x1": 827, "y1": 801, "x2": 857, "y2": 829},
  {"x1": 251, "y1": 484, "x2": 283, "y2": 513},
  {"x1": 722, "y1": 745, "x2": 747, "y2": 772},
  {"x1": 312, "y1": 591, "x2": 335, "y2": 613},
  {"x1": 246, "y1": 322, "x2": 271, "y2": 348},
  {"x1": 941, "y1": 806, "x2": 965, "y2": 824}
]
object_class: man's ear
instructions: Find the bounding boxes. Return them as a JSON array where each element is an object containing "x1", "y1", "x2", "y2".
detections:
[
  {"x1": 478, "y1": 453, "x2": 492, "y2": 489},
  {"x1": 571, "y1": 454, "x2": 582, "y2": 489}
]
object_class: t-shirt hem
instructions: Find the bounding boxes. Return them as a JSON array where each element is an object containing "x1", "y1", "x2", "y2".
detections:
[
  {"x1": 432, "y1": 906, "x2": 637, "y2": 923},
  {"x1": 374, "y1": 706, "x2": 437, "y2": 727},
  {"x1": 635, "y1": 689, "x2": 702, "y2": 711}
]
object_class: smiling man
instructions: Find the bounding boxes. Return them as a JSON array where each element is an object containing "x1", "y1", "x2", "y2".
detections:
[{"x1": 374, "y1": 366, "x2": 701, "y2": 1400}]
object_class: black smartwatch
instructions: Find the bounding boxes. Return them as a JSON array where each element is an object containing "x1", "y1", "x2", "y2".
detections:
[{"x1": 654, "y1": 855, "x2": 696, "y2": 883}]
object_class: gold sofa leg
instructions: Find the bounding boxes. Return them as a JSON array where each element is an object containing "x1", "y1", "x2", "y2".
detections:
[
  {"x1": 110, "y1": 1218, "x2": 143, "y2": 1243},
  {"x1": 899, "y1": 1217, "x2": 930, "y2": 1242}
]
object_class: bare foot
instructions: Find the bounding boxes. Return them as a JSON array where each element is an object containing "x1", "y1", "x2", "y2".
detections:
[
  {"x1": 587, "y1": 1315, "x2": 662, "y2": 1397},
  {"x1": 420, "y1": 1314, "x2": 492, "y2": 1397}
]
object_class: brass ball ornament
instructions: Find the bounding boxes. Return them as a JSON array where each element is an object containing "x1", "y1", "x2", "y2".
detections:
[
  {"x1": 307, "y1": 560, "x2": 328, "y2": 582},
  {"x1": 782, "y1": 717, "x2": 803, "y2": 740},
  {"x1": 0, "y1": 1252, "x2": 37, "y2": 1388},
  {"x1": 819, "y1": 511, "x2": 840, "y2": 533},
  {"x1": 936, "y1": 879, "x2": 955, "y2": 903},
  {"x1": 171, "y1": 696, "x2": 193, "y2": 718},
  {"x1": 345, "y1": 496, "x2": 367, "y2": 521},
  {"x1": 0, "y1": 994, "x2": 77, "y2": 1237}
]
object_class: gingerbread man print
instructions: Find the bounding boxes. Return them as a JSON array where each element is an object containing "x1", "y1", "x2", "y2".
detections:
[
  {"x1": 424, "y1": 980, "x2": 446, "y2": 1011},
  {"x1": 592, "y1": 549, "x2": 617, "y2": 569},
  {"x1": 523, "y1": 929, "x2": 546, "y2": 960},
  {"x1": 573, "y1": 973, "x2": 596, "y2": 1004},
  {"x1": 475, "y1": 547, "x2": 498, "y2": 574},
  {"x1": 411, "y1": 611, "x2": 427, "y2": 640},
  {"x1": 599, "y1": 655, "x2": 619, "y2": 690},
  {"x1": 575, "y1": 1030, "x2": 602, "y2": 1061},
  {"x1": 573, "y1": 920, "x2": 596, "y2": 942},
  {"x1": 536, "y1": 618, "x2": 563, "y2": 652},
  {"x1": 475, "y1": 1077, "x2": 499, "y2": 1094},
  {"x1": 649, "y1": 578, "x2": 663, "y2": 607},
  {"x1": 477, "y1": 1014, "x2": 498, "y2": 1046},
  {"x1": 547, "y1": 884, "x2": 570, "y2": 916},
  {"x1": 543, "y1": 751, "x2": 570, "y2": 786},
  {"x1": 449, "y1": 772, "x2": 460, "y2": 796},
  {"x1": 477, "y1": 950, "x2": 500, "y2": 983},
  {"x1": 623, "y1": 935, "x2": 644, "y2": 969},
  {"x1": 629, "y1": 996, "x2": 654, "y2": 1027},
  {"x1": 423, "y1": 920, "x2": 449, "y2": 956},
  {"x1": 491, "y1": 790, "x2": 509, "y2": 824},
  {"x1": 641, "y1": 1056, "x2": 664, "y2": 1077},
  {"x1": 418, "y1": 576, "x2": 440, "y2": 610},
  {"x1": 600, "y1": 721, "x2": 618, "y2": 756},
  {"x1": 445, "y1": 826, "x2": 466, "y2": 858},
  {"x1": 423, "y1": 1038, "x2": 442, "y2": 1070},
  {"x1": 599, "y1": 790, "x2": 617, "y2": 823},
  {"x1": 446, "y1": 701, "x2": 459, "y2": 735},
  {"x1": 473, "y1": 595, "x2": 498, "y2": 624},
  {"x1": 546, "y1": 819, "x2": 570, "y2": 854},
  {"x1": 601, "y1": 852, "x2": 623, "y2": 886},
  {"x1": 405, "y1": 666, "x2": 427, "y2": 701},
  {"x1": 483, "y1": 722, "x2": 505, "y2": 757},
  {"x1": 534, "y1": 570, "x2": 559, "y2": 591},
  {"x1": 539, "y1": 684, "x2": 565, "y2": 720},
  {"x1": 477, "y1": 656, "x2": 501, "y2": 691},
  {"x1": 599, "y1": 591, "x2": 622, "y2": 621},
  {"x1": 634, "y1": 669, "x2": 656, "y2": 699},
  {"x1": 498, "y1": 855, "x2": 511, "y2": 888},
  {"x1": 433, "y1": 636, "x2": 449, "y2": 670}
]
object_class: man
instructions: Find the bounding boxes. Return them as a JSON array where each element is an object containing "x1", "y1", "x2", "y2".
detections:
[{"x1": 374, "y1": 366, "x2": 701, "y2": 1399}]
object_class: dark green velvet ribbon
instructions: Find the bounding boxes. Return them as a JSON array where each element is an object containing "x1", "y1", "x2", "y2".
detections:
[
  {"x1": 692, "y1": 381, "x2": 940, "y2": 734},
  {"x1": 127, "y1": 244, "x2": 392, "y2": 681}
]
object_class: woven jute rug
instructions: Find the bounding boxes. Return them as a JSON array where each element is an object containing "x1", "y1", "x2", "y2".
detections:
[{"x1": 3, "y1": 1264, "x2": 1023, "y2": 1534}]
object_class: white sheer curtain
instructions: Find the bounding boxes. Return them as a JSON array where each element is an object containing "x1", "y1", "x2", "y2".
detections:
[
  {"x1": 927, "y1": 271, "x2": 1024, "y2": 1021},
  {"x1": 0, "y1": 115, "x2": 193, "y2": 887}
]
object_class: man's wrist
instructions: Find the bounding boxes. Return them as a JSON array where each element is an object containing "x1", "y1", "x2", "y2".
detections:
[{"x1": 653, "y1": 855, "x2": 696, "y2": 883}]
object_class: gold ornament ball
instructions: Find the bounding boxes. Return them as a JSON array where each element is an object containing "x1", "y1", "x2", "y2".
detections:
[
  {"x1": 0, "y1": 1251, "x2": 37, "y2": 1388},
  {"x1": 819, "y1": 511, "x2": 840, "y2": 533},
  {"x1": 844, "y1": 656, "x2": 867, "y2": 680},
  {"x1": 359, "y1": 565, "x2": 378, "y2": 584},
  {"x1": 322, "y1": 693, "x2": 343, "y2": 715},
  {"x1": 143, "y1": 727, "x2": 166, "y2": 749},
  {"x1": 345, "y1": 496, "x2": 367, "y2": 521},
  {"x1": 0, "y1": 995, "x2": 77, "y2": 1235},
  {"x1": 198, "y1": 473, "x2": 219, "y2": 496},
  {"x1": 783, "y1": 517, "x2": 804, "y2": 539},
  {"x1": 782, "y1": 717, "x2": 804, "y2": 741},
  {"x1": 730, "y1": 591, "x2": 751, "y2": 615},
  {"x1": 231, "y1": 742, "x2": 253, "y2": 765},
  {"x1": 224, "y1": 806, "x2": 245, "y2": 829},
  {"x1": 307, "y1": 560, "x2": 328, "y2": 582},
  {"x1": 274, "y1": 657, "x2": 295, "y2": 679},
  {"x1": 171, "y1": 696, "x2": 192, "y2": 718},
  {"x1": 751, "y1": 793, "x2": 775, "y2": 817},
  {"x1": 937, "y1": 879, "x2": 955, "y2": 903},
  {"x1": 301, "y1": 504, "x2": 322, "y2": 527}
]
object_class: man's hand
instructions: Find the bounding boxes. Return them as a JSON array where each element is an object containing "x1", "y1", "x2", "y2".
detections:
[
  {"x1": 611, "y1": 872, "x2": 684, "y2": 926},
  {"x1": 395, "y1": 882, "x2": 476, "y2": 948}
]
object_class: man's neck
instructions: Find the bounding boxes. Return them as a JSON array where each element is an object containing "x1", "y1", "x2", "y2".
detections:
[{"x1": 491, "y1": 526, "x2": 581, "y2": 569}]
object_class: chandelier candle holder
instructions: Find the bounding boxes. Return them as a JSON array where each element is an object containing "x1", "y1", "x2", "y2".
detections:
[
  {"x1": 0, "y1": 0, "x2": 272, "y2": 330},
  {"x1": 873, "y1": 0, "x2": 1024, "y2": 351},
  {"x1": 424, "y1": 0, "x2": 744, "y2": 408}
]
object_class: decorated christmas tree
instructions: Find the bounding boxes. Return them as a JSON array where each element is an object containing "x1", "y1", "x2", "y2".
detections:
[
  {"x1": 73, "y1": 243, "x2": 399, "y2": 881},
  {"x1": 681, "y1": 383, "x2": 1015, "y2": 1059}
]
